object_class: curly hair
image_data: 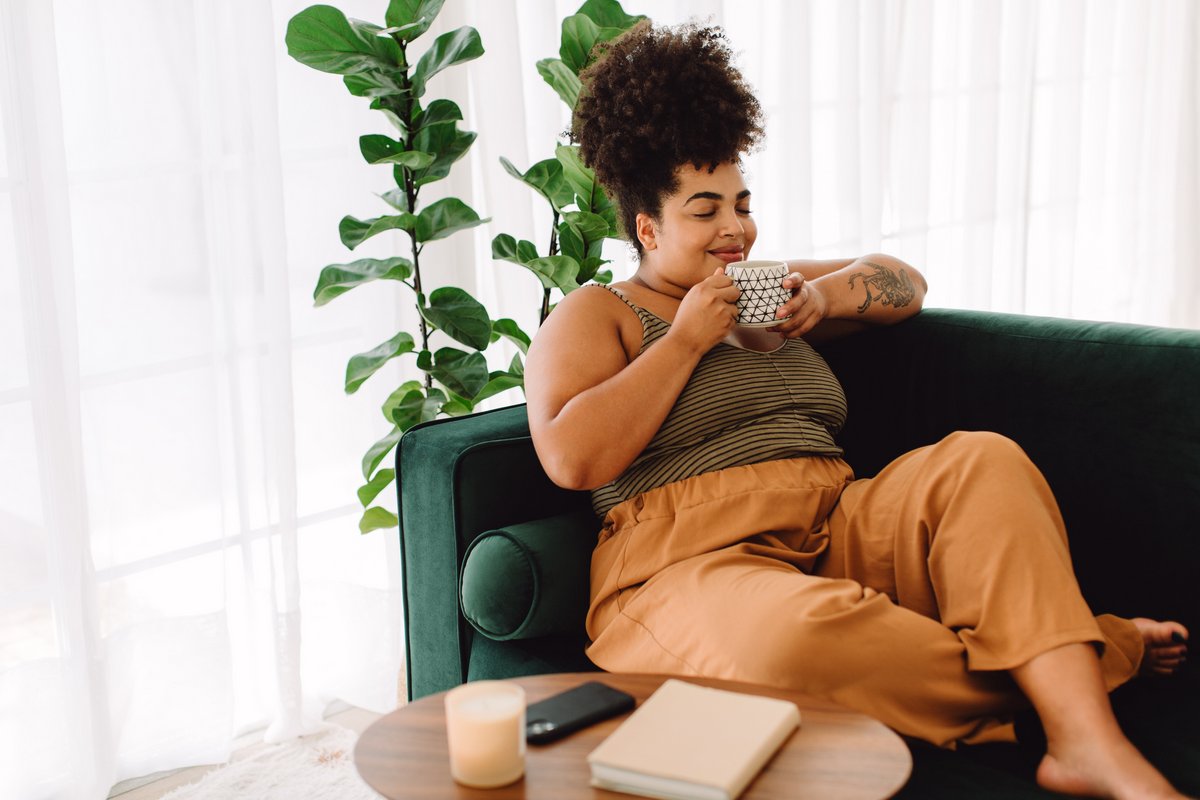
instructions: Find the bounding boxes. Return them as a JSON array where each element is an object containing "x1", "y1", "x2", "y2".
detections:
[{"x1": 572, "y1": 20, "x2": 764, "y2": 256}]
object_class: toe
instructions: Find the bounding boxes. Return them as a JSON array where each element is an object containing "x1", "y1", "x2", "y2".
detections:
[{"x1": 1133, "y1": 618, "x2": 1190, "y2": 646}]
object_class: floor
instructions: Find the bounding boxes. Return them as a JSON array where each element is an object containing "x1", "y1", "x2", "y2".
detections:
[{"x1": 105, "y1": 705, "x2": 384, "y2": 800}]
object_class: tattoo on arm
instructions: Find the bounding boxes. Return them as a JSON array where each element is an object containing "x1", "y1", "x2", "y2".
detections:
[{"x1": 847, "y1": 261, "x2": 916, "y2": 314}]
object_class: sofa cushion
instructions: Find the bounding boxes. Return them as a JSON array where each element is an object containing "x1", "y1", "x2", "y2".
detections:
[{"x1": 459, "y1": 510, "x2": 597, "y2": 640}]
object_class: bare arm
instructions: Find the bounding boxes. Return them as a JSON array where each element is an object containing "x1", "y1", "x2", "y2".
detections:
[
  {"x1": 525, "y1": 271, "x2": 740, "y2": 490},
  {"x1": 773, "y1": 253, "x2": 928, "y2": 341}
]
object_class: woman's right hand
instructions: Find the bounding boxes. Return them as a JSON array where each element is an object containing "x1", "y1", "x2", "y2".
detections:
[{"x1": 667, "y1": 267, "x2": 741, "y2": 355}]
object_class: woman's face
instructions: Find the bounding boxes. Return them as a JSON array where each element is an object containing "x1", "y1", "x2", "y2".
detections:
[{"x1": 635, "y1": 161, "x2": 757, "y2": 295}]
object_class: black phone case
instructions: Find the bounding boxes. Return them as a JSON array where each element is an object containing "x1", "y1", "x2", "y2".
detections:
[{"x1": 525, "y1": 681, "x2": 637, "y2": 743}]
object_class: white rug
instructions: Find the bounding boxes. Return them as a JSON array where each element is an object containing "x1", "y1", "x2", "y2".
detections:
[{"x1": 160, "y1": 725, "x2": 380, "y2": 800}]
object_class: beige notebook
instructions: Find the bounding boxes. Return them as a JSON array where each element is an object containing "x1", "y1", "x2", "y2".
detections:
[{"x1": 587, "y1": 679, "x2": 801, "y2": 800}]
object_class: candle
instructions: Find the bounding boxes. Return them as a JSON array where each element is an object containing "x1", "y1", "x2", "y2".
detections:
[{"x1": 444, "y1": 680, "x2": 526, "y2": 788}]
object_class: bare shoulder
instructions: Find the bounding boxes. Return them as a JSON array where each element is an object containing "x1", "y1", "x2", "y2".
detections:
[
  {"x1": 525, "y1": 284, "x2": 642, "y2": 424},
  {"x1": 545, "y1": 282, "x2": 629, "y2": 324},
  {"x1": 532, "y1": 283, "x2": 643, "y2": 360}
]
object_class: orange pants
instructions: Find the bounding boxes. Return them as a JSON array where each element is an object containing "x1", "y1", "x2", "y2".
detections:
[{"x1": 585, "y1": 431, "x2": 1144, "y2": 746}]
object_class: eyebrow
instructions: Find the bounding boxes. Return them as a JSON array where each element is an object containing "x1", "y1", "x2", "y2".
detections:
[{"x1": 683, "y1": 189, "x2": 752, "y2": 205}]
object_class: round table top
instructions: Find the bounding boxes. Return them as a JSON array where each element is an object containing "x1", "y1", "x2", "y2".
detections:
[{"x1": 355, "y1": 672, "x2": 912, "y2": 800}]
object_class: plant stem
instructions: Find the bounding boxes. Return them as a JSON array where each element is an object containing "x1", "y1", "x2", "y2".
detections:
[
  {"x1": 397, "y1": 39, "x2": 432, "y2": 390},
  {"x1": 541, "y1": 210, "x2": 560, "y2": 325}
]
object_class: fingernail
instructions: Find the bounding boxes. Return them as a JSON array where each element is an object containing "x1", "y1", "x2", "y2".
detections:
[{"x1": 1172, "y1": 632, "x2": 1187, "y2": 644}]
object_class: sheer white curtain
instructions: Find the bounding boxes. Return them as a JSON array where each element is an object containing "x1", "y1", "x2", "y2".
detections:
[
  {"x1": 471, "y1": 0, "x2": 1200, "y2": 329},
  {"x1": 1, "y1": 0, "x2": 409, "y2": 797},
  {"x1": 2, "y1": 0, "x2": 1197, "y2": 798}
]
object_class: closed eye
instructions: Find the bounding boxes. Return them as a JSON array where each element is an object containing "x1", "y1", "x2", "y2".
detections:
[{"x1": 694, "y1": 208, "x2": 752, "y2": 219}]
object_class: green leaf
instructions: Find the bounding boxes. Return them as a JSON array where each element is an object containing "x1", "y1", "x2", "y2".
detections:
[
  {"x1": 286, "y1": 6, "x2": 402, "y2": 75},
  {"x1": 509, "y1": 352, "x2": 525, "y2": 377},
  {"x1": 499, "y1": 157, "x2": 574, "y2": 211},
  {"x1": 360, "y1": 506, "x2": 399, "y2": 533},
  {"x1": 420, "y1": 287, "x2": 492, "y2": 350},
  {"x1": 420, "y1": 347, "x2": 489, "y2": 398},
  {"x1": 440, "y1": 390, "x2": 474, "y2": 416},
  {"x1": 313, "y1": 256, "x2": 413, "y2": 306},
  {"x1": 343, "y1": 69, "x2": 406, "y2": 98},
  {"x1": 409, "y1": 124, "x2": 476, "y2": 187},
  {"x1": 339, "y1": 213, "x2": 417, "y2": 250},
  {"x1": 410, "y1": 26, "x2": 484, "y2": 98},
  {"x1": 376, "y1": 23, "x2": 416, "y2": 37},
  {"x1": 525, "y1": 255, "x2": 582, "y2": 293},
  {"x1": 558, "y1": 220, "x2": 584, "y2": 263},
  {"x1": 599, "y1": 200, "x2": 619, "y2": 237},
  {"x1": 563, "y1": 209, "x2": 610, "y2": 244},
  {"x1": 474, "y1": 371, "x2": 524, "y2": 404},
  {"x1": 378, "y1": 188, "x2": 411, "y2": 212},
  {"x1": 387, "y1": 387, "x2": 445, "y2": 430},
  {"x1": 371, "y1": 103, "x2": 408, "y2": 134},
  {"x1": 359, "y1": 135, "x2": 435, "y2": 168},
  {"x1": 362, "y1": 425, "x2": 402, "y2": 479},
  {"x1": 443, "y1": 400, "x2": 473, "y2": 416},
  {"x1": 556, "y1": 144, "x2": 614, "y2": 218},
  {"x1": 385, "y1": 0, "x2": 445, "y2": 41},
  {"x1": 380, "y1": 380, "x2": 423, "y2": 422},
  {"x1": 490, "y1": 318, "x2": 531, "y2": 354},
  {"x1": 536, "y1": 58, "x2": 582, "y2": 108},
  {"x1": 576, "y1": 0, "x2": 647, "y2": 30},
  {"x1": 414, "y1": 99, "x2": 463, "y2": 132},
  {"x1": 585, "y1": 233, "x2": 605, "y2": 260},
  {"x1": 491, "y1": 234, "x2": 539, "y2": 267},
  {"x1": 559, "y1": 14, "x2": 625, "y2": 74},
  {"x1": 350, "y1": 19, "x2": 386, "y2": 36},
  {"x1": 577, "y1": 255, "x2": 610, "y2": 285},
  {"x1": 559, "y1": 210, "x2": 610, "y2": 266},
  {"x1": 345, "y1": 331, "x2": 416, "y2": 393},
  {"x1": 383, "y1": 150, "x2": 434, "y2": 168},
  {"x1": 415, "y1": 197, "x2": 489, "y2": 243},
  {"x1": 357, "y1": 468, "x2": 395, "y2": 507}
]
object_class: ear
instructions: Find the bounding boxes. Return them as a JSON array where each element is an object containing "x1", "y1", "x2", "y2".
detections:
[{"x1": 635, "y1": 212, "x2": 658, "y2": 251}]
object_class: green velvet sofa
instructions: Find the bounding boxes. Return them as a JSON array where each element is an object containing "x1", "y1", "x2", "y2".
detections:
[{"x1": 396, "y1": 307, "x2": 1200, "y2": 798}]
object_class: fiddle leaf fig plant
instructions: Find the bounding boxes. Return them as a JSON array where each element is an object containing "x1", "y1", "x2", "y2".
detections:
[
  {"x1": 287, "y1": 2, "x2": 530, "y2": 533},
  {"x1": 492, "y1": 0, "x2": 646, "y2": 323}
]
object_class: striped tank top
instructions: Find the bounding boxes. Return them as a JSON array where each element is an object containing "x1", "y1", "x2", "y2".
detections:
[{"x1": 590, "y1": 285, "x2": 849, "y2": 518}]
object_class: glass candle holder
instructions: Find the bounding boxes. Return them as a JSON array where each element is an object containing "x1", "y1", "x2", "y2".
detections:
[{"x1": 444, "y1": 680, "x2": 526, "y2": 788}]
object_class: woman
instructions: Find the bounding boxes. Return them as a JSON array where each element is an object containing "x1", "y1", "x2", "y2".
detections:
[{"x1": 523, "y1": 21, "x2": 1189, "y2": 800}]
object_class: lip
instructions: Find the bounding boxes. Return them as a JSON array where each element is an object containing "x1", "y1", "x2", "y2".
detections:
[{"x1": 708, "y1": 246, "x2": 744, "y2": 264}]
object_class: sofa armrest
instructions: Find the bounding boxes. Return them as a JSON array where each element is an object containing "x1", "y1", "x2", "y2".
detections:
[{"x1": 396, "y1": 404, "x2": 592, "y2": 700}]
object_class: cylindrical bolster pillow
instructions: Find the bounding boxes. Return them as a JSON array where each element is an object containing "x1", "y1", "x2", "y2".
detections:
[{"x1": 459, "y1": 510, "x2": 597, "y2": 641}]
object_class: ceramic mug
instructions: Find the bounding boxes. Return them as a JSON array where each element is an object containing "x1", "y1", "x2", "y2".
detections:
[{"x1": 725, "y1": 260, "x2": 791, "y2": 327}]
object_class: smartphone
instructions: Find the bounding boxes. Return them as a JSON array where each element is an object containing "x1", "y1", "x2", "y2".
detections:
[{"x1": 525, "y1": 681, "x2": 637, "y2": 743}]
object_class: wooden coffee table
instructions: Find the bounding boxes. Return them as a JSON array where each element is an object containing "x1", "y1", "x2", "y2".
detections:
[{"x1": 355, "y1": 672, "x2": 912, "y2": 799}]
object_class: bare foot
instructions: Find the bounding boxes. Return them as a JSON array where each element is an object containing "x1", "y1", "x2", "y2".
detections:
[
  {"x1": 1132, "y1": 618, "x2": 1189, "y2": 676},
  {"x1": 1036, "y1": 732, "x2": 1188, "y2": 798}
]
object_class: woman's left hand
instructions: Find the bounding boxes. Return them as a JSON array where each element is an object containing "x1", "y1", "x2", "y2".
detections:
[{"x1": 768, "y1": 272, "x2": 828, "y2": 338}]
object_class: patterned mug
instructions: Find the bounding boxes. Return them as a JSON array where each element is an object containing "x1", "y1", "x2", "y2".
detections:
[{"x1": 725, "y1": 260, "x2": 792, "y2": 327}]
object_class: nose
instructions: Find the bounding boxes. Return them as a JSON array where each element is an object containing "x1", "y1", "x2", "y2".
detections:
[{"x1": 719, "y1": 208, "x2": 745, "y2": 238}]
